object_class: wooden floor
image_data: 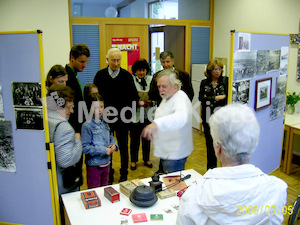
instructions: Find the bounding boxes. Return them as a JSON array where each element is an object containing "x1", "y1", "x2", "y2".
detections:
[{"x1": 80, "y1": 128, "x2": 300, "y2": 225}]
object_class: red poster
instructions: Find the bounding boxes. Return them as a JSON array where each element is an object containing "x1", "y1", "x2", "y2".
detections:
[{"x1": 111, "y1": 37, "x2": 140, "y2": 74}]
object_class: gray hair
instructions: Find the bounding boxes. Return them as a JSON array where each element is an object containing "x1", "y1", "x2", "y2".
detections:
[
  {"x1": 160, "y1": 51, "x2": 174, "y2": 60},
  {"x1": 208, "y1": 103, "x2": 260, "y2": 164},
  {"x1": 156, "y1": 69, "x2": 182, "y2": 90},
  {"x1": 106, "y1": 48, "x2": 122, "y2": 59}
]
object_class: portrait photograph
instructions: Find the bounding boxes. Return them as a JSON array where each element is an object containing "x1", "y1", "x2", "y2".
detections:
[
  {"x1": 14, "y1": 108, "x2": 44, "y2": 130},
  {"x1": 255, "y1": 78, "x2": 272, "y2": 111},
  {"x1": 12, "y1": 82, "x2": 42, "y2": 107}
]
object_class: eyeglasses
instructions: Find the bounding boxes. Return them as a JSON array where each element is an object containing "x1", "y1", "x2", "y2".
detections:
[
  {"x1": 66, "y1": 105, "x2": 74, "y2": 110},
  {"x1": 213, "y1": 68, "x2": 222, "y2": 72}
]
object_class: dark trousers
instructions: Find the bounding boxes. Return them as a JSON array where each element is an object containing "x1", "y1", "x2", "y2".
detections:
[
  {"x1": 203, "y1": 122, "x2": 217, "y2": 170},
  {"x1": 114, "y1": 123, "x2": 131, "y2": 180},
  {"x1": 130, "y1": 120, "x2": 151, "y2": 163}
]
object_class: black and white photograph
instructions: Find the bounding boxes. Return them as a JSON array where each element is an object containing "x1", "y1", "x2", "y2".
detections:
[
  {"x1": 0, "y1": 84, "x2": 3, "y2": 120},
  {"x1": 233, "y1": 50, "x2": 257, "y2": 81},
  {"x1": 256, "y1": 50, "x2": 269, "y2": 75},
  {"x1": 255, "y1": 77, "x2": 272, "y2": 111},
  {"x1": 12, "y1": 82, "x2": 42, "y2": 107},
  {"x1": 14, "y1": 108, "x2": 44, "y2": 130},
  {"x1": 232, "y1": 79, "x2": 250, "y2": 104},
  {"x1": 280, "y1": 47, "x2": 289, "y2": 75},
  {"x1": 268, "y1": 50, "x2": 281, "y2": 71},
  {"x1": 269, "y1": 95, "x2": 285, "y2": 121},
  {"x1": 276, "y1": 75, "x2": 287, "y2": 96},
  {"x1": 0, "y1": 120, "x2": 16, "y2": 173}
]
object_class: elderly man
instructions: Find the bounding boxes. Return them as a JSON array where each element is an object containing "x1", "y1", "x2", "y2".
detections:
[
  {"x1": 93, "y1": 48, "x2": 139, "y2": 183},
  {"x1": 142, "y1": 69, "x2": 193, "y2": 173},
  {"x1": 148, "y1": 51, "x2": 194, "y2": 105},
  {"x1": 176, "y1": 103, "x2": 287, "y2": 225}
]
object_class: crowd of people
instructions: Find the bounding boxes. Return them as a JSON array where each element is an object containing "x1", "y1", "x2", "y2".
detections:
[{"x1": 46, "y1": 43, "x2": 287, "y2": 225}]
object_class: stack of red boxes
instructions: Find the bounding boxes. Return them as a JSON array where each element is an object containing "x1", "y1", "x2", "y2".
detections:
[{"x1": 104, "y1": 186, "x2": 120, "y2": 203}]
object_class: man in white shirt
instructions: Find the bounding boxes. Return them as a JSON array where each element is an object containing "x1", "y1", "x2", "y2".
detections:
[
  {"x1": 176, "y1": 103, "x2": 288, "y2": 225},
  {"x1": 142, "y1": 69, "x2": 193, "y2": 173}
]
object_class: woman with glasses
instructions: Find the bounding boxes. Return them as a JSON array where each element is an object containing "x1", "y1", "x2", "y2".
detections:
[
  {"x1": 199, "y1": 58, "x2": 228, "y2": 170},
  {"x1": 47, "y1": 84, "x2": 82, "y2": 225}
]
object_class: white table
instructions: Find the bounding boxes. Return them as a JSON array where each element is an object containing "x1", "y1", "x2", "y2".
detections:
[
  {"x1": 62, "y1": 169, "x2": 202, "y2": 225},
  {"x1": 283, "y1": 114, "x2": 300, "y2": 174}
]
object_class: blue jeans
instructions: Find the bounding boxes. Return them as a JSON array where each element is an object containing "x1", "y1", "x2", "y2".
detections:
[{"x1": 161, "y1": 157, "x2": 187, "y2": 173}]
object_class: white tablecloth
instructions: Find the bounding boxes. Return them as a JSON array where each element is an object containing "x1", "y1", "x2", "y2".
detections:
[{"x1": 62, "y1": 169, "x2": 202, "y2": 225}]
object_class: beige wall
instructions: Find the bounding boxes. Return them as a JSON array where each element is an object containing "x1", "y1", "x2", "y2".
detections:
[
  {"x1": 0, "y1": 0, "x2": 70, "y2": 76},
  {"x1": 213, "y1": 0, "x2": 300, "y2": 97}
]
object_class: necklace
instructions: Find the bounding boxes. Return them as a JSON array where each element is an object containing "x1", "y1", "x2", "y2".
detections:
[{"x1": 212, "y1": 81, "x2": 218, "y2": 88}]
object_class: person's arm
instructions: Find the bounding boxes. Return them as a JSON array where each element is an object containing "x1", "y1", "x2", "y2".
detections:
[
  {"x1": 198, "y1": 79, "x2": 215, "y2": 103},
  {"x1": 109, "y1": 132, "x2": 119, "y2": 151},
  {"x1": 176, "y1": 184, "x2": 209, "y2": 225},
  {"x1": 154, "y1": 96, "x2": 190, "y2": 132},
  {"x1": 54, "y1": 122, "x2": 82, "y2": 168},
  {"x1": 180, "y1": 70, "x2": 194, "y2": 101},
  {"x1": 81, "y1": 123, "x2": 109, "y2": 156}
]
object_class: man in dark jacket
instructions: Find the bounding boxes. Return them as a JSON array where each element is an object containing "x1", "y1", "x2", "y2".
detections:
[
  {"x1": 94, "y1": 48, "x2": 139, "y2": 183},
  {"x1": 65, "y1": 43, "x2": 90, "y2": 135},
  {"x1": 65, "y1": 43, "x2": 90, "y2": 189}
]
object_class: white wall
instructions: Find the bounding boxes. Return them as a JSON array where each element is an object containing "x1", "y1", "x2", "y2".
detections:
[
  {"x1": 0, "y1": 0, "x2": 70, "y2": 77},
  {"x1": 213, "y1": 0, "x2": 300, "y2": 97}
]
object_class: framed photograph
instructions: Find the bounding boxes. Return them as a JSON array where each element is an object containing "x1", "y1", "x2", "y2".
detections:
[
  {"x1": 12, "y1": 82, "x2": 42, "y2": 107},
  {"x1": 14, "y1": 108, "x2": 44, "y2": 130},
  {"x1": 255, "y1": 78, "x2": 272, "y2": 111}
]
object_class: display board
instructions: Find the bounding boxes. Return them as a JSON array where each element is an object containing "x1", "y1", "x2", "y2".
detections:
[
  {"x1": 0, "y1": 31, "x2": 55, "y2": 225},
  {"x1": 229, "y1": 30, "x2": 290, "y2": 174}
]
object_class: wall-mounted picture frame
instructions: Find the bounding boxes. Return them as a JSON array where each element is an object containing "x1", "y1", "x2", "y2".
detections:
[{"x1": 255, "y1": 77, "x2": 272, "y2": 111}]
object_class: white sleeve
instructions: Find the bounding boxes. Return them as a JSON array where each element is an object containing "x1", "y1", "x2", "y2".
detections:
[{"x1": 154, "y1": 97, "x2": 189, "y2": 132}]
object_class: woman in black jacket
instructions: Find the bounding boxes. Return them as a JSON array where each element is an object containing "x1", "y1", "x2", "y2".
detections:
[{"x1": 199, "y1": 59, "x2": 228, "y2": 170}]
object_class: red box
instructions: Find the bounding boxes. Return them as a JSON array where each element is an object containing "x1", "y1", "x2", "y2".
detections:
[
  {"x1": 132, "y1": 213, "x2": 147, "y2": 223},
  {"x1": 104, "y1": 186, "x2": 120, "y2": 203},
  {"x1": 81, "y1": 190, "x2": 101, "y2": 209}
]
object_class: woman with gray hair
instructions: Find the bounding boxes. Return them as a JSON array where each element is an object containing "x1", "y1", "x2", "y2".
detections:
[{"x1": 176, "y1": 103, "x2": 287, "y2": 225}]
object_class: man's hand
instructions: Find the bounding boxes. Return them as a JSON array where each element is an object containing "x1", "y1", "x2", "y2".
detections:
[{"x1": 141, "y1": 122, "x2": 158, "y2": 140}]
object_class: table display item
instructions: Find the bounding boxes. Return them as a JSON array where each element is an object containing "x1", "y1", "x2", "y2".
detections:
[
  {"x1": 149, "y1": 173, "x2": 163, "y2": 192},
  {"x1": 156, "y1": 188, "x2": 176, "y2": 199},
  {"x1": 177, "y1": 186, "x2": 190, "y2": 198},
  {"x1": 150, "y1": 214, "x2": 163, "y2": 221},
  {"x1": 104, "y1": 186, "x2": 120, "y2": 203},
  {"x1": 81, "y1": 190, "x2": 101, "y2": 209},
  {"x1": 119, "y1": 179, "x2": 144, "y2": 197},
  {"x1": 132, "y1": 213, "x2": 147, "y2": 223},
  {"x1": 120, "y1": 208, "x2": 132, "y2": 216},
  {"x1": 130, "y1": 185, "x2": 158, "y2": 207}
]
